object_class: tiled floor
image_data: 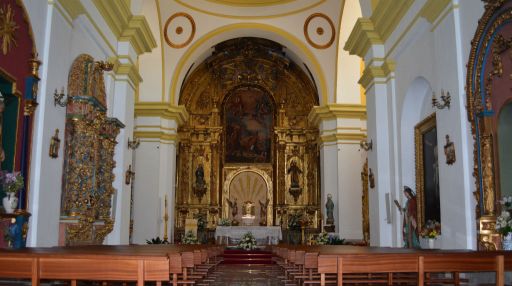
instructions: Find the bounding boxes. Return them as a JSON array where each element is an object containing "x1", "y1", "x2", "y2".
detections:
[{"x1": 208, "y1": 264, "x2": 284, "y2": 286}]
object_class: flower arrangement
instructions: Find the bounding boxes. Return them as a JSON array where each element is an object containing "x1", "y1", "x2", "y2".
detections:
[
  {"x1": 145, "y1": 236, "x2": 169, "y2": 244},
  {"x1": 218, "y1": 218, "x2": 231, "y2": 226},
  {"x1": 182, "y1": 230, "x2": 198, "y2": 244},
  {"x1": 316, "y1": 232, "x2": 329, "y2": 245},
  {"x1": 0, "y1": 171, "x2": 24, "y2": 194},
  {"x1": 497, "y1": 196, "x2": 512, "y2": 236},
  {"x1": 420, "y1": 219, "x2": 441, "y2": 239},
  {"x1": 238, "y1": 232, "x2": 257, "y2": 250},
  {"x1": 287, "y1": 212, "x2": 303, "y2": 231}
]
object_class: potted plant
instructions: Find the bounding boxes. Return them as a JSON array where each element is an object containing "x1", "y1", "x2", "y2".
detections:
[
  {"x1": 0, "y1": 171, "x2": 23, "y2": 213},
  {"x1": 420, "y1": 219, "x2": 441, "y2": 249}
]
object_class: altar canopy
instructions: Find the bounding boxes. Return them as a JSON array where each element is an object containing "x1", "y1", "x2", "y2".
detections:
[{"x1": 215, "y1": 226, "x2": 282, "y2": 245}]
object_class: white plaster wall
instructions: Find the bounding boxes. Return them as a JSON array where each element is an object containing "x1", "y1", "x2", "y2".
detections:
[
  {"x1": 337, "y1": 0, "x2": 363, "y2": 104},
  {"x1": 25, "y1": 1, "x2": 133, "y2": 246},
  {"x1": 132, "y1": 140, "x2": 162, "y2": 244},
  {"x1": 376, "y1": 1, "x2": 484, "y2": 249},
  {"x1": 138, "y1": 0, "x2": 163, "y2": 102}
]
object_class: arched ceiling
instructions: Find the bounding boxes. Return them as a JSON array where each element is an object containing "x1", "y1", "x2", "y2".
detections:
[{"x1": 173, "y1": 0, "x2": 325, "y2": 18}]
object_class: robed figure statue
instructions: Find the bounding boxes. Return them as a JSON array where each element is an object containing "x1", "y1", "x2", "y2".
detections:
[{"x1": 394, "y1": 186, "x2": 420, "y2": 248}]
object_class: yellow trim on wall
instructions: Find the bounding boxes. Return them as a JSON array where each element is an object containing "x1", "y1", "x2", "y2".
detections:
[
  {"x1": 308, "y1": 103, "x2": 367, "y2": 126},
  {"x1": 344, "y1": 18, "x2": 382, "y2": 58},
  {"x1": 371, "y1": 0, "x2": 414, "y2": 41},
  {"x1": 419, "y1": 0, "x2": 451, "y2": 24},
  {"x1": 175, "y1": 0, "x2": 325, "y2": 20},
  {"x1": 156, "y1": 0, "x2": 166, "y2": 103},
  {"x1": 358, "y1": 60, "x2": 395, "y2": 89},
  {"x1": 133, "y1": 131, "x2": 179, "y2": 142},
  {"x1": 320, "y1": 132, "x2": 367, "y2": 143},
  {"x1": 360, "y1": 60, "x2": 366, "y2": 105},
  {"x1": 134, "y1": 102, "x2": 189, "y2": 126},
  {"x1": 334, "y1": 0, "x2": 345, "y2": 103},
  {"x1": 169, "y1": 23, "x2": 328, "y2": 105},
  {"x1": 92, "y1": 0, "x2": 157, "y2": 55},
  {"x1": 57, "y1": 0, "x2": 85, "y2": 22}
]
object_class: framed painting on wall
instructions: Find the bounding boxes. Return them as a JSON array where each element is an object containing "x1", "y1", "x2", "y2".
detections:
[{"x1": 415, "y1": 113, "x2": 441, "y2": 232}]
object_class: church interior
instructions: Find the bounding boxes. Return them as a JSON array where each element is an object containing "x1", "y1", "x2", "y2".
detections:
[{"x1": 0, "y1": 0, "x2": 512, "y2": 284}]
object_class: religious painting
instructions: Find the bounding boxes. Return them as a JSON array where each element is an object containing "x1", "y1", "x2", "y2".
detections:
[
  {"x1": 224, "y1": 86, "x2": 273, "y2": 163},
  {"x1": 415, "y1": 113, "x2": 441, "y2": 231}
]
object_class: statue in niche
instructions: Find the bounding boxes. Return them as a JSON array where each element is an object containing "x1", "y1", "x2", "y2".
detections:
[
  {"x1": 193, "y1": 163, "x2": 207, "y2": 201},
  {"x1": 325, "y1": 194, "x2": 334, "y2": 225},
  {"x1": 227, "y1": 198, "x2": 238, "y2": 224},
  {"x1": 288, "y1": 160, "x2": 303, "y2": 201},
  {"x1": 259, "y1": 198, "x2": 269, "y2": 226}
]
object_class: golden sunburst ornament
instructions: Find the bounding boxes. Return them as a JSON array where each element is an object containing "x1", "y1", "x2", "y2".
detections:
[{"x1": 0, "y1": 4, "x2": 18, "y2": 55}]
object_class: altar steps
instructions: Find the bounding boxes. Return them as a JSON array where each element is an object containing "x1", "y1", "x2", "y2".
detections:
[{"x1": 221, "y1": 249, "x2": 274, "y2": 265}]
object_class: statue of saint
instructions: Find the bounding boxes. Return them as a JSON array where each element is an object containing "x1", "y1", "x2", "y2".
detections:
[
  {"x1": 394, "y1": 186, "x2": 420, "y2": 248},
  {"x1": 194, "y1": 164, "x2": 206, "y2": 190},
  {"x1": 226, "y1": 198, "x2": 238, "y2": 218},
  {"x1": 325, "y1": 194, "x2": 334, "y2": 225},
  {"x1": 259, "y1": 198, "x2": 269, "y2": 225},
  {"x1": 287, "y1": 160, "x2": 302, "y2": 188}
]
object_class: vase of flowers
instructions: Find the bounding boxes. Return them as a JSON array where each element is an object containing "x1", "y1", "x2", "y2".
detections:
[
  {"x1": 1, "y1": 171, "x2": 23, "y2": 214},
  {"x1": 182, "y1": 230, "x2": 198, "y2": 244},
  {"x1": 420, "y1": 219, "x2": 441, "y2": 249},
  {"x1": 238, "y1": 232, "x2": 257, "y2": 250},
  {"x1": 316, "y1": 232, "x2": 329, "y2": 245},
  {"x1": 497, "y1": 196, "x2": 512, "y2": 250}
]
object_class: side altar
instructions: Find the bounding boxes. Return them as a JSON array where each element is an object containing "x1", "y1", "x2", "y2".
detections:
[{"x1": 215, "y1": 226, "x2": 282, "y2": 245}]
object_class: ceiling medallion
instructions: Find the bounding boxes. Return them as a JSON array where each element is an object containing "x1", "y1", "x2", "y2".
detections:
[
  {"x1": 0, "y1": 4, "x2": 18, "y2": 55},
  {"x1": 164, "y1": 12, "x2": 196, "y2": 49},
  {"x1": 304, "y1": 13, "x2": 335, "y2": 49}
]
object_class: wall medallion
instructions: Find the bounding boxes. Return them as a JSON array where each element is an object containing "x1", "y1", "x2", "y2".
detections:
[
  {"x1": 304, "y1": 13, "x2": 335, "y2": 49},
  {"x1": 164, "y1": 12, "x2": 196, "y2": 49},
  {"x1": 0, "y1": 4, "x2": 18, "y2": 55}
]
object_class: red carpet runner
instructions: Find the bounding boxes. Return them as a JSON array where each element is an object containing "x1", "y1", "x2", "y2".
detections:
[{"x1": 221, "y1": 249, "x2": 274, "y2": 265}]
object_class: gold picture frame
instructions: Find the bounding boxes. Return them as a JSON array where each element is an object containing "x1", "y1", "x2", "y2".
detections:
[{"x1": 415, "y1": 113, "x2": 441, "y2": 233}]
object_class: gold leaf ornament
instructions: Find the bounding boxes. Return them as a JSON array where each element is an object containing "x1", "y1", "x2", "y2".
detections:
[{"x1": 0, "y1": 4, "x2": 18, "y2": 55}]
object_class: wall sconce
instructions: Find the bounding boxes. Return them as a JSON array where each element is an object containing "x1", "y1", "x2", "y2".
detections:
[
  {"x1": 127, "y1": 137, "x2": 140, "y2": 150},
  {"x1": 125, "y1": 165, "x2": 135, "y2": 185},
  {"x1": 53, "y1": 87, "x2": 68, "y2": 107},
  {"x1": 432, "y1": 89, "x2": 451, "y2": 110},
  {"x1": 360, "y1": 139, "x2": 373, "y2": 151}
]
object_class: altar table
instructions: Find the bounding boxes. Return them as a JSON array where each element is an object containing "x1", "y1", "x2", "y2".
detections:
[{"x1": 215, "y1": 226, "x2": 282, "y2": 245}]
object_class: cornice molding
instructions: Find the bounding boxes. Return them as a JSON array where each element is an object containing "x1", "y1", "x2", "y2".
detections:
[
  {"x1": 371, "y1": 0, "x2": 414, "y2": 41},
  {"x1": 419, "y1": 0, "x2": 451, "y2": 24},
  {"x1": 133, "y1": 131, "x2": 179, "y2": 142},
  {"x1": 134, "y1": 102, "x2": 189, "y2": 126},
  {"x1": 358, "y1": 60, "x2": 395, "y2": 89},
  {"x1": 58, "y1": 0, "x2": 86, "y2": 21},
  {"x1": 320, "y1": 133, "x2": 367, "y2": 143},
  {"x1": 92, "y1": 0, "x2": 156, "y2": 55},
  {"x1": 308, "y1": 103, "x2": 367, "y2": 126},
  {"x1": 344, "y1": 18, "x2": 383, "y2": 57}
]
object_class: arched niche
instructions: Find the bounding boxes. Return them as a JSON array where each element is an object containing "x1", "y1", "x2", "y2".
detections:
[
  {"x1": 175, "y1": 37, "x2": 321, "y2": 233},
  {"x1": 498, "y1": 102, "x2": 512, "y2": 198}
]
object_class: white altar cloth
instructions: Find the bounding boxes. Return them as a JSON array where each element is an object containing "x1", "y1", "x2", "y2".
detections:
[{"x1": 215, "y1": 226, "x2": 282, "y2": 245}]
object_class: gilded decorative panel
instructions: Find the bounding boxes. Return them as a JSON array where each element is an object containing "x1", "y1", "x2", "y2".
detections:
[{"x1": 175, "y1": 38, "x2": 320, "y2": 239}]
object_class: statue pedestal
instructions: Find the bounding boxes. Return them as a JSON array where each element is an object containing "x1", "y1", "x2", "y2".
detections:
[
  {"x1": 324, "y1": 225, "x2": 335, "y2": 232},
  {"x1": 241, "y1": 215, "x2": 255, "y2": 226}
]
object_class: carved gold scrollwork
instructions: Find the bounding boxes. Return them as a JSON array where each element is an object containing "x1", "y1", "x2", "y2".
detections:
[{"x1": 60, "y1": 55, "x2": 123, "y2": 245}]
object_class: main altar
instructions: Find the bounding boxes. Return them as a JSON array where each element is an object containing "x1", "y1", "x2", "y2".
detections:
[{"x1": 215, "y1": 226, "x2": 282, "y2": 245}]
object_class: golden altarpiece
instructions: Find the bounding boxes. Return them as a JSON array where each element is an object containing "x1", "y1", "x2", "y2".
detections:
[
  {"x1": 466, "y1": 1, "x2": 512, "y2": 250},
  {"x1": 59, "y1": 55, "x2": 124, "y2": 246},
  {"x1": 175, "y1": 38, "x2": 321, "y2": 241}
]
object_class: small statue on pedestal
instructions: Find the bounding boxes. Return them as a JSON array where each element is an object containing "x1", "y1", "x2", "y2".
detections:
[{"x1": 324, "y1": 194, "x2": 335, "y2": 232}]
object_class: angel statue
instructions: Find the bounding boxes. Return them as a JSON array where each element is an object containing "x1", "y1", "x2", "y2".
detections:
[{"x1": 226, "y1": 198, "x2": 238, "y2": 219}]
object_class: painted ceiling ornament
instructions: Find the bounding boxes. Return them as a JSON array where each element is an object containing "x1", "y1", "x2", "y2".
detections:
[
  {"x1": 164, "y1": 12, "x2": 196, "y2": 49},
  {"x1": 303, "y1": 13, "x2": 335, "y2": 49},
  {"x1": 0, "y1": 4, "x2": 18, "y2": 55}
]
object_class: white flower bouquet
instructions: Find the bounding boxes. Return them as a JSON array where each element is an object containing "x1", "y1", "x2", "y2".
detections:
[
  {"x1": 182, "y1": 230, "x2": 198, "y2": 244},
  {"x1": 497, "y1": 196, "x2": 512, "y2": 236},
  {"x1": 237, "y1": 231, "x2": 257, "y2": 250},
  {"x1": 316, "y1": 232, "x2": 329, "y2": 245},
  {"x1": 218, "y1": 218, "x2": 231, "y2": 226}
]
